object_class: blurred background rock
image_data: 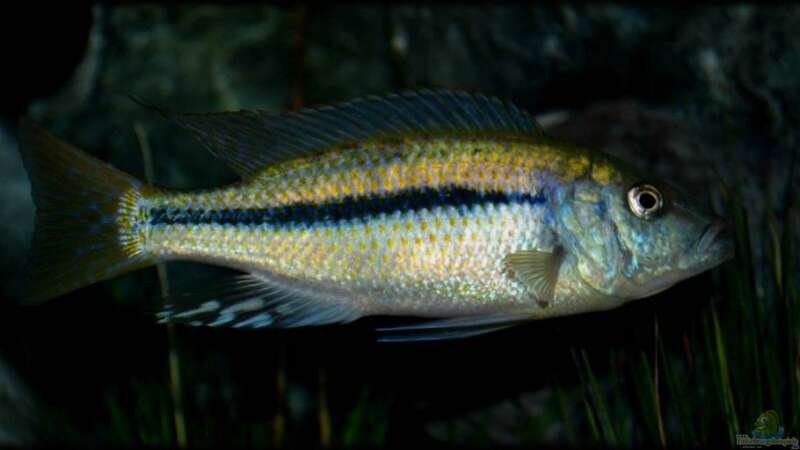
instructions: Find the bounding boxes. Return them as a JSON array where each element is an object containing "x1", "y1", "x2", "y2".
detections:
[{"x1": 0, "y1": 3, "x2": 797, "y2": 447}]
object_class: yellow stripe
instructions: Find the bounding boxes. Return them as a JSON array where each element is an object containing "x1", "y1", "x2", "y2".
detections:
[{"x1": 147, "y1": 136, "x2": 593, "y2": 215}]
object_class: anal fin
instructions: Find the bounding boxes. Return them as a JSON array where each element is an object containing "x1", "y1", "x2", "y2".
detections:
[{"x1": 156, "y1": 272, "x2": 362, "y2": 329}]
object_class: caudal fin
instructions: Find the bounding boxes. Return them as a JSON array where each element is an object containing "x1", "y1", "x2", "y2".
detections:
[{"x1": 18, "y1": 119, "x2": 154, "y2": 304}]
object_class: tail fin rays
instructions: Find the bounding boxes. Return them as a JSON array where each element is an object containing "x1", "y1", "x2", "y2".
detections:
[{"x1": 18, "y1": 119, "x2": 154, "y2": 304}]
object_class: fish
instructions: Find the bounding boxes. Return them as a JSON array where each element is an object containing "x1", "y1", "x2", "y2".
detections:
[
  {"x1": 17, "y1": 90, "x2": 734, "y2": 341},
  {"x1": 752, "y1": 410, "x2": 784, "y2": 439}
]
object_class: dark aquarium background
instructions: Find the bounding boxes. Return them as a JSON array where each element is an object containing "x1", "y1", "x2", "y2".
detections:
[{"x1": 0, "y1": 3, "x2": 798, "y2": 448}]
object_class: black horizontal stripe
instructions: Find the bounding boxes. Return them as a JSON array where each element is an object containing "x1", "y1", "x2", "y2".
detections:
[{"x1": 149, "y1": 186, "x2": 546, "y2": 227}]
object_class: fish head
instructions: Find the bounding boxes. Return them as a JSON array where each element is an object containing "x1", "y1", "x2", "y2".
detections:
[
  {"x1": 556, "y1": 156, "x2": 734, "y2": 302},
  {"x1": 754, "y1": 410, "x2": 779, "y2": 434}
]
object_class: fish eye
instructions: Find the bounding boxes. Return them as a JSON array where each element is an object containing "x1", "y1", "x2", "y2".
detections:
[{"x1": 627, "y1": 183, "x2": 663, "y2": 219}]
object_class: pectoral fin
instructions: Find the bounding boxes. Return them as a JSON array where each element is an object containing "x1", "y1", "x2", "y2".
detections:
[{"x1": 503, "y1": 247, "x2": 564, "y2": 307}]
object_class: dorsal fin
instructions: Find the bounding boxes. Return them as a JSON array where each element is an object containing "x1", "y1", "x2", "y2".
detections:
[{"x1": 146, "y1": 90, "x2": 543, "y2": 177}]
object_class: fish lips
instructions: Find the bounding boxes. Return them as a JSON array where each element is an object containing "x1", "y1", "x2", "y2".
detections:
[
  {"x1": 626, "y1": 219, "x2": 734, "y2": 300},
  {"x1": 695, "y1": 218, "x2": 735, "y2": 265}
]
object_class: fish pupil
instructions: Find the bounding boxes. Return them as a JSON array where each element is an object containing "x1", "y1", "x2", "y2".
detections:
[{"x1": 638, "y1": 192, "x2": 657, "y2": 209}]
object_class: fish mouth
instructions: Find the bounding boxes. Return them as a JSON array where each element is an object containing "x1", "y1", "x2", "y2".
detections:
[
  {"x1": 627, "y1": 219, "x2": 734, "y2": 300},
  {"x1": 695, "y1": 219, "x2": 735, "y2": 262}
]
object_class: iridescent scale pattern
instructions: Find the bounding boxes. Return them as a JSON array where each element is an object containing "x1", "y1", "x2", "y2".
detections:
[{"x1": 135, "y1": 137, "x2": 592, "y2": 316}]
